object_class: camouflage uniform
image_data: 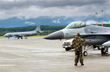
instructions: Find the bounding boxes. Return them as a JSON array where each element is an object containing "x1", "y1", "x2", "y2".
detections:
[{"x1": 72, "y1": 35, "x2": 85, "y2": 65}]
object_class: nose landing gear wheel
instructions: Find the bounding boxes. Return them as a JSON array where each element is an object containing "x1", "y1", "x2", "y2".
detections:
[
  {"x1": 65, "y1": 48, "x2": 70, "y2": 51},
  {"x1": 83, "y1": 51, "x2": 88, "y2": 56}
]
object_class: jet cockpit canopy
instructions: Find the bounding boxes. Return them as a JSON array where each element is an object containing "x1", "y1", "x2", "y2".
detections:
[{"x1": 65, "y1": 21, "x2": 86, "y2": 29}]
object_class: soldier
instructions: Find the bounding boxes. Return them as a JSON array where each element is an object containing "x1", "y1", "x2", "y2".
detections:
[{"x1": 72, "y1": 33, "x2": 85, "y2": 66}]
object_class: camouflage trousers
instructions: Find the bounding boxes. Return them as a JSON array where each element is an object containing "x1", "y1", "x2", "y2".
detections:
[{"x1": 75, "y1": 51, "x2": 83, "y2": 64}]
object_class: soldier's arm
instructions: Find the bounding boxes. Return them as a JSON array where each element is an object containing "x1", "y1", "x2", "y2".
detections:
[
  {"x1": 82, "y1": 39, "x2": 86, "y2": 45},
  {"x1": 72, "y1": 39, "x2": 75, "y2": 47},
  {"x1": 83, "y1": 39, "x2": 86, "y2": 44},
  {"x1": 80, "y1": 39, "x2": 85, "y2": 45}
]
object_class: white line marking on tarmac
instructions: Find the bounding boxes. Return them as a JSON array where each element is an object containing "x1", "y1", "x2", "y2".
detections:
[
  {"x1": 0, "y1": 64, "x2": 16, "y2": 67},
  {"x1": 8, "y1": 52, "x2": 32, "y2": 58},
  {"x1": 14, "y1": 53, "x2": 32, "y2": 58}
]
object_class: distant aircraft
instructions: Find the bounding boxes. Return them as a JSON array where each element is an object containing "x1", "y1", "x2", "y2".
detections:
[
  {"x1": 4, "y1": 25, "x2": 44, "y2": 39},
  {"x1": 44, "y1": 21, "x2": 110, "y2": 56}
]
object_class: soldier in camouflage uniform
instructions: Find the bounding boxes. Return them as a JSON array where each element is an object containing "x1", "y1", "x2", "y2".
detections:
[{"x1": 72, "y1": 33, "x2": 85, "y2": 66}]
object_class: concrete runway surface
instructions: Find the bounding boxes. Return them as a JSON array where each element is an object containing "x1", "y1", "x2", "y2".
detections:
[{"x1": 0, "y1": 37, "x2": 110, "y2": 72}]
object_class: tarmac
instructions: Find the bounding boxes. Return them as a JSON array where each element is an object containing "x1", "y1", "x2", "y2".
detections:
[{"x1": 0, "y1": 37, "x2": 110, "y2": 72}]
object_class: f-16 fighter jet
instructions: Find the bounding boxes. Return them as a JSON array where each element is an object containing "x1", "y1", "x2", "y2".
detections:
[{"x1": 45, "y1": 21, "x2": 110, "y2": 56}]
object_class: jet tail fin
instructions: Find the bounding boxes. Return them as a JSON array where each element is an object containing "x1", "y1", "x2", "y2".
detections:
[
  {"x1": 35, "y1": 25, "x2": 41, "y2": 31},
  {"x1": 34, "y1": 25, "x2": 44, "y2": 33}
]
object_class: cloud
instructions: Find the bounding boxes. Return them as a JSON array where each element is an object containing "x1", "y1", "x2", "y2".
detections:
[
  {"x1": 86, "y1": 20, "x2": 110, "y2": 25},
  {"x1": 0, "y1": 0, "x2": 108, "y2": 9},
  {"x1": 53, "y1": 19, "x2": 60, "y2": 23},
  {"x1": 25, "y1": 21, "x2": 35, "y2": 25},
  {"x1": 53, "y1": 20, "x2": 57, "y2": 23},
  {"x1": 57, "y1": 19, "x2": 60, "y2": 23},
  {"x1": 86, "y1": 20, "x2": 96, "y2": 25},
  {"x1": 0, "y1": 0, "x2": 109, "y2": 20}
]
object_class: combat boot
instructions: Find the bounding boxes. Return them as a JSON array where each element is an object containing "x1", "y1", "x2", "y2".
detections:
[
  {"x1": 81, "y1": 63, "x2": 84, "y2": 66},
  {"x1": 74, "y1": 63, "x2": 77, "y2": 66}
]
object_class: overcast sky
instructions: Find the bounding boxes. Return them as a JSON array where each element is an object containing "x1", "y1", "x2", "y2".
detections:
[{"x1": 0, "y1": 0, "x2": 109, "y2": 22}]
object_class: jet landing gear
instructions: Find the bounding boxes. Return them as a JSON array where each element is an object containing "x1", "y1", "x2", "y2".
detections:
[
  {"x1": 65, "y1": 48, "x2": 71, "y2": 51},
  {"x1": 83, "y1": 45, "x2": 88, "y2": 56},
  {"x1": 17, "y1": 36, "x2": 23, "y2": 39},
  {"x1": 101, "y1": 48, "x2": 108, "y2": 54},
  {"x1": 83, "y1": 51, "x2": 88, "y2": 56},
  {"x1": 93, "y1": 45, "x2": 101, "y2": 50}
]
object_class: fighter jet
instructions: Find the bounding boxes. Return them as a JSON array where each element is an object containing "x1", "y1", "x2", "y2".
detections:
[
  {"x1": 4, "y1": 25, "x2": 44, "y2": 39},
  {"x1": 44, "y1": 21, "x2": 110, "y2": 55}
]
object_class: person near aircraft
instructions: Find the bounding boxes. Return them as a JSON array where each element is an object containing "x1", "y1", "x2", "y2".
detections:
[
  {"x1": 25, "y1": 34, "x2": 27, "y2": 39},
  {"x1": 72, "y1": 33, "x2": 85, "y2": 66}
]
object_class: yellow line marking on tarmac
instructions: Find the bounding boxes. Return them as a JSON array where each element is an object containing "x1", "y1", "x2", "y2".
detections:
[{"x1": 62, "y1": 51, "x2": 66, "y2": 53}]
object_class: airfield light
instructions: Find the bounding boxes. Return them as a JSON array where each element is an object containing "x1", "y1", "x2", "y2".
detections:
[
  {"x1": 95, "y1": 12, "x2": 98, "y2": 26},
  {"x1": 101, "y1": 10, "x2": 103, "y2": 27}
]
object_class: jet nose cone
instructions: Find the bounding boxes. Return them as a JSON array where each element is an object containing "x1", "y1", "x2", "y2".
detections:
[
  {"x1": 44, "y1": 31, "x2": 64, "y2": 39},
  {"x1": 3, "y1": 35, "x2": 6, "y2": 37}
]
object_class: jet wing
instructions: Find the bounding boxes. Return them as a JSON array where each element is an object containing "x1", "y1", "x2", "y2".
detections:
[
  {"x1": 81, "y1": 32, "x2": 110, "y2": 36},
  {"x1": 83, "y1": 25, "x2": 110, "y2": 36}
]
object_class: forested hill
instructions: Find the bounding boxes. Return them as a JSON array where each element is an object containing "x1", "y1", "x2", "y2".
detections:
[
  {"x1": 0, "y1": 24, "x2": 110, "y2": 36},
  {"x1": 0, "y1": 25, "x2": 66, "y2": 36}
]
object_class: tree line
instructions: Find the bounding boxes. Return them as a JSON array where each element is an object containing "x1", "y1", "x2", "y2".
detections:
[
  {"x1": 0, "y1": 24, "x2": 110, "y2": 36},
  {"x1": 0, "y1": 25, "x2": 66, "y2": 36}
]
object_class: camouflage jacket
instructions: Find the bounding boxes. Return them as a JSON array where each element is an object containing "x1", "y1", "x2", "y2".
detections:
[{"x1": 72, "y1": 37, "x2": 85, "y2": 51}]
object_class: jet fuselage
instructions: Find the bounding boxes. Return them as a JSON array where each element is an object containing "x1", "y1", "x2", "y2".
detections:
[{"x1": 44, "y1": 22, "x2": 110, "y2": 46}]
